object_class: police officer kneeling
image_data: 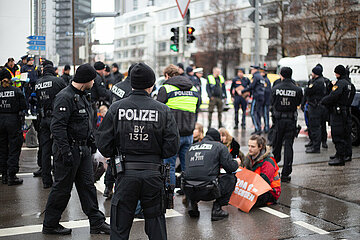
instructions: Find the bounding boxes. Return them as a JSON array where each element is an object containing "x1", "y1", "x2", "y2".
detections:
[
  {"x1": 96, "y1": 63, "x2": 180, "y2": 240},
  {"x1": 183, "y1": 128, "x2": 240, "y2": 221}
]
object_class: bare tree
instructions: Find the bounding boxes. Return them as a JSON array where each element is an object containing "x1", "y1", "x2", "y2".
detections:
[{"x1": 197, "y1": 0, "x2": 240, "y2": 78}]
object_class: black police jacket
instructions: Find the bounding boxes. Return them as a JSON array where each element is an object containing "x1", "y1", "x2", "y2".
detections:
[
  {"x1": 112, "y1": 71, "x2": 123, "y2": 84},
  {"x1": 271, "y1": 78, "x2": 303, "y2": 113},
  {"x1": 111, "y1": 77, "x2": 132, "y2": 102},
  {"x1": 184, "y1": 136, "x2": 238, "y2": 182},
  {"x1": 95, "y1": 90, "x2": 180, "y2": 163},
  {"x1": 230, "y1": 76, "x2": 250, "y2": 98},
  {"x1": 51, "y1": 85, "x2": 93, "y2": 155},
  {"x1": 61, "y1": 74, "x2": 72, "y2": 85},
  {"x1": 90, "y1": 73, "x2": 111, "y2": 103},
  {"x1": 242, "y1": 71, "x2": 265, "y2": 100},
  {"x1": 21, "y1": 64, "x2": 39, "y2": 83},
  {"x1": 321, "y1": 77, "x2": 355, "y2": 108},
  {"x1": 0, "y1": 85, "x2": 27, "y2": 113},
  {"x1": 304, "y1": 76, "x2": 327, "y2": 106},
  {"x1": 35, "y1": 73, "x2": 67, "y2": 112},
  {"x1": 264, "y1": 76, "x2": 271, "y2": 105}
]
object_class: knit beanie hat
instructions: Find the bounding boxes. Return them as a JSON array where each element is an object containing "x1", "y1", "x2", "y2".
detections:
[
  {"x1": 72, "y1": 64, "x2": 97, "y2": 83},
  {"x1": 130, "y1": 63, "x2": 155, "y2": 89},
  {"x1": 334, "y1": 65, "x2": 346, "y2": 76},
  {"x1": 312, "y1": 65, "x2": 323, "y2": 76},
  {"x1": 205, "y1": 128, "x2": 221, "y2": 142},
  {"x1": 0, "y1": 69, "x2": 12, "y2": 81}
]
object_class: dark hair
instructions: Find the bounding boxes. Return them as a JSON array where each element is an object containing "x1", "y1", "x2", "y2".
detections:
[
  {"x1": 249, "y1": 135, "x2": 267, "y2": 150},
  {"x1": 7, "y1": 58, "x2": 14, "y2": 63}
]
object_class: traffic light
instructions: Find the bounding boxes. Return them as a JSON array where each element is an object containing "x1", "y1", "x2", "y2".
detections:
[
  {"x1": 186, "y1": 26, "x2": 196, "y2": 44},
  {"x1": 170, "y1": 27, "x2": 179, "y2": 52}
]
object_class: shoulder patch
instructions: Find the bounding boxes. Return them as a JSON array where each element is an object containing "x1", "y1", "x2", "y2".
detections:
[
  {"x1": 59, "y1": 107, "x2": 67, "y2": 111},
  {"x1": 332, "y1": 85, "x2": 338, "y2": 91},
  {"x1": 309, "y1": 84, "x2": 313, "y2": 88}
]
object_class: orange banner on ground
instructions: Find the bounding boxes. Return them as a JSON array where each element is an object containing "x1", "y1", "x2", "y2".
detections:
[{"x1": 229, "y1": 167, "x2": 272, "y2": 213}]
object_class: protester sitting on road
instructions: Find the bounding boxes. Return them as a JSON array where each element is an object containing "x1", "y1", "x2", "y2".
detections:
[
  {"x1": 219, "y1": 127, "x2": 243, "y2": 160},
  {"x1": 242, "y1": 135, "x2": 281, "y2": 207},
  {"x1": 193, "y1": 123, "x2": 204, "y2": 143}
]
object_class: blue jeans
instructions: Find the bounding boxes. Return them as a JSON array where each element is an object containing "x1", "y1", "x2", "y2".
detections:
[{"x1": 164, "y1": 135, "x2": 193, "y2": 187}]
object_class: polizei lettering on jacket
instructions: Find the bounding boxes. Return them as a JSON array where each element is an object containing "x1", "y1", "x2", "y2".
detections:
[
  {"x1": 35, "y1": 81, "x2": 53, "y2": 90},
  {"x1": 118, "y1": 109, "x2": 159, "y2": 122},
  {"x1": 189, "y1": 144, "x2": 213, "y2": 151},
  {"x1": 0, "y1": 91, "x2": 15, "y2": 98},
  {"x1": 275, "y1": 89, "x2": 296, "y2": 97},
  {"x1": 112, "y1": 85, "x2": 125, "y2": 98},
  {"x1": 174, "y1": 91, "x2": 195, "y2": 97}
]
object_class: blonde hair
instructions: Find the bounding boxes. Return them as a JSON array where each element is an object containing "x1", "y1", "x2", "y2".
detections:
[
  {"x1": 163, "y1": 64, "x2": 180, "y2": 78},
  {"x1": 193, "y1": 123, "x2": 204, "y2": 142},
  {"x1": 219, "y1": 127, "x2": 233, "y2": 147}
]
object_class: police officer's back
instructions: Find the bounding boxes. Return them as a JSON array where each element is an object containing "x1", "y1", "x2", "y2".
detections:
[
  {"x1": 42, "y1": 64, "x2": 109, "y2": 235},
  {"x1": 110, "y1": 64, "x2": 136, "y2": 102},
  {"x1": 183, "y1": 128, "x2": 239, "y2": 221},
  {"x1": 96, "y1": 63, "x2": 180, "y2": 240},
  {"x1": 0, "y1": 69, "x2": 26, "y2": 185},
  {"x1": 92, "y1": 61, "x2": 111, "y2": 104},
  {"x1": 271, "y1": 67, "x2": 302, "y2": 182},
  {"x1": 35, "y1": 65, "x2": 66, "y2": 188}
]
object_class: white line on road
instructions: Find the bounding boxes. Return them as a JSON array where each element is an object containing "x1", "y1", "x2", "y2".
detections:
[
  {"x1": 0, "y1": 209, "x2": 182, "y2": 238},
  {"x1": 259, "y1": 207, "x2": 290, "y2": 218},
  {"x1": 21, "y1": 147, "x2": 39, "y2": 151},
  {"x1": 16, "y1": 173, "x2": 34, "y2": 177},
  {"x1": 294, "y1": 221, "x2": 329, "y2": 235}
]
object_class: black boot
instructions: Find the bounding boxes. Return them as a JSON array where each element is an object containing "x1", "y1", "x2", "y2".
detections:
[
  {"x1": 103, "y1": 185, "x2": 113, "y2": 198},
  {"x1": 188, "y1": 200, "x2": 200, "y2": 218},
  {"x1": 233, "y1": 125, "x2": 239, "y2": 130},
  {"x1": 329, "y1": 156, "x2": 345, "y2": 166},
  {"x1": 322, "y1": 142, "x2": 328, "y2": 148},
  {"x1": 329, "y1": 154, "x2": 338, "y2": 160},
  {"x1": 211, "y1": 201, "x2": 228, "y2": 221},
  {"x1": 33, "y1": 168, "x2": 42, "y2": 177},
  {"x1": 345, "y1": 156, "x2": 352, "y2": 162},
  {"x1": 305, "y1": 141, "x2": 313, "y2": 148},
  {"x1": 305, "y1": 148, "x2": 320, "y2": 153},
  {"x1": 1, "y1": 172, "x2": 7, "y2": 184},
  {"x1": 90, "y1": 222, "x2": 110, "y2": 235},
  {"x1": 8, "y1": 175, "x2": 23, "y2": 186},
  {"x1": 42, "y1": 224, "x2": 72, "y2": 235}
]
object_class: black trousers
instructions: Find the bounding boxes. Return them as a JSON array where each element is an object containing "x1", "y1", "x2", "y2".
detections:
[
  {"x1": 0, "y1": 114, "x2": 23, "y2": 176},
  {"x1": 234, "y1": 96, "x2": 247, "y2": 127},
  {"x1": 110, "y1": 170, "x2": 166, "y2": 240},
  {"x1": 345, "y1": 114, "x2": 352, "y2": 158},
  {"x1": 253, "y1": 191, "x2": 276, "y2": 208},
  {"x1": 39, "y1": 117, "x2": 53, "y2": 185},
  {"x1": 104, "y1": 164, "x2": 115, "y2": 188},
  {"x1": 308, "y1": 105, "x2": 322, "y2": 150},
  {"x1": 43, "y1": 145, "x2": 105, "y2": 228},
  {"x1": 272, "y1": 118, "x2": 296, "y2": 177},
  {"x1": 321, "y1": 107, "x2": 329, "y2": 143},
  {"x1": 330, "y1": 113, "x2": 349, "y2": 158},
  {"x1": 185, "y1": 174, "x2": 236, "y2": 207}
]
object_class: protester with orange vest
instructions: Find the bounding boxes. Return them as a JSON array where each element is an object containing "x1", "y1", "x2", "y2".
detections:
[
  {"x1": 242, "y1": 135, "x2": 281, "y2": 207},
  {"x1": 4, "y1": 58, "x2": 22, "y2": 88}
]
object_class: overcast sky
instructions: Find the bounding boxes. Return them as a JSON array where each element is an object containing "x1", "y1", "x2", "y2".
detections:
[{"x1": 91, "y1": 0, "x2": 114, "y2": 45}]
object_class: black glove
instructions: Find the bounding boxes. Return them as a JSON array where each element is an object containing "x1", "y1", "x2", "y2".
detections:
[{"x1": 63, "y1": 152, "x2": 74, "y2": 167}]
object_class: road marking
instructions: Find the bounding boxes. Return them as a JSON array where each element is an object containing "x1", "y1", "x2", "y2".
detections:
[
  {"x1": 16, "y1": 173, "x2": 34, "y2": 177},
  {"x1": 21, "y1": 147, "x2": 39, "y2": 151},
  {"x1": 0, "y1": 210, "x2": 182, "y2": 237},
  {"x1": 294, "y1": 221, "x2": 329, "y2": 235},
  {"x1": 259, "y1": 207, "x2": 290, "y2": 218}
]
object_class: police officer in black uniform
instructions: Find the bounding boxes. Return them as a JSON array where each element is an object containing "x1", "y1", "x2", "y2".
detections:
[
  {"x1": 42, "y1": 64, "x2": 109, "y2": 235},
  {"x1": 0, "y1": 69, "x2": 27, "y2": 185},
  {"x1": 271, "y1": 67, "x2": 303, "y2": 182},
  {"x1": 111, "y1": 64, "x2": 136, "y2": 102},
  {"x1": 230, "y1": 68, "x2": 250, "y2": 129},
  {"x1": 96, "y1": 63, "x2": 180, "y2": 240},
  {"x1": 304, "y1": 65, "x2": 328, "y2": 153},
  {"x1": 35, "y1": 65, "x2": 67, "y2": 188},
  {"x1": 321, "y1": 65, "x2": 355, "y2": 166},
  {"x1": 261, "y1": 68, "x2": 271, "y2": 133},
  {"x1": 183, "y1": 128, "x2": 240, "y2": 221}
]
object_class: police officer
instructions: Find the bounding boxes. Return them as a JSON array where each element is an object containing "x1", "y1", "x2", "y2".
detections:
[
  {"x1": 242, "y1": 66, "x2": 265, "y2": 135},
  {"x1": 157, "y1": 64, "x2": 200, "y2": 190},
  {"x1": 42, "y1": 64, "x2": 109, "y2": 235},
  {"x1": 206, "y1": 67, "x2": 226, "y2": 128},
  {"x1": 95, "y1": 63, "x2": 180, "y2": 239},
  {"x1": 104, "y1": 65, "x2": 115, "y2": 90},
  {"x1": 230, "y1": 68, "x2": 250, "y2": 129},
  {"x1": 35, "y1": 65, "x2": 66, "y2": 188},
  {"x1": 183, "y1": 128, "x2": 240, "y2": 221},
  {"x1": 304, "y1": 65, "x2": 328, "y2": 153},
  {"x1": 111, "y1": 63, "x2": 124, "y2": 84},
  {"x1": 261, "y1": 68, "x2": 271, "y2": 133},
  {"x1": 271, "y1": 67, "x2": 303, "y2": 182},
  {"x1": 21, "y1": 57, "x2": 40, "y2": 113},
  {"x1": 61, "y1": 64, "x2": 72, "y2": 85},
  {"x1": 111, "y1": 64, "x2": 136, "y2": 102},
  {"x1": 321, "y1": 65, "x2": 355, "y2": 166},
  {"x1": 0, "y1": 69, "x2": 26, "y2": 185}
]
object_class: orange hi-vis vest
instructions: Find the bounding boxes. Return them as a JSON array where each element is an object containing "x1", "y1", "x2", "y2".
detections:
[
  {"x1": 254, "y1": 156, "x2": 281, "y2": 197},
  {"x1": 6, "y1": 66, "x2": 22, "y2": 88}
]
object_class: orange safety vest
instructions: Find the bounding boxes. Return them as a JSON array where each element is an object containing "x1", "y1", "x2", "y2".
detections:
[
  {"x1": 6, "y1": 66, "x2": 22, "y2": 88},
  {"x1": 254, "y1": 156, "x2": 281, "y2": 190}
]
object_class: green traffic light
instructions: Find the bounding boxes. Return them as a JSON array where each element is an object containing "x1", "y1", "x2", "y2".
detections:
[{"x1": 170, "y1": 44, "x2": 179, "y2": 52}]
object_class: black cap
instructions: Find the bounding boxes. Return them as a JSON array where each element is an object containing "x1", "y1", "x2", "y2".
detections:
[
  {"x1": 280, "y1": 67, "x2": 292, "y2": 79},
  {"x1": 250, "y1": 65, "x2": 260, "y2": 69},
  {"x1": 94, "y1": 61, "x2": 105, "y2": 70},
  {"x1": 27, "y1": 57, "x2": 34, "y2": 62},
  {"x1": 205, "y1": 128, "x2": 221, "y2": 142},
  {"x1": 312, "y1": 65, "x2": 323, "y2": 76},
  {"x1": 73, "y1": 64, "x2": 97, "y2": 83},
  {"x1": 186, "y1": 66, "x2": 193, "y2": 74},
  {"x1": 130, "y1": 63, "x2": 155, "y2": 89},
  {"x1": 21, "y1": 55, "x2": 28, "y2": 60},
  {"x1": 177, "y1": 63, "x2": 184, "y2": 70},
  {"x1": 42, "y1": 59, "x2": 53, "y2": 67},
  {"x1": 316, "y1": 63, "x2": 323, "y2": 71},
  {"x1": 112, "y1": 63, "x2": 119, "y2": 69},
  {"x1": 64, "y1": 64, "x2": 71, "y2": 71},
  {"x1": 236, "y1": 68, "x2": 245, "y2": 73},
  {"x1": 334, "y1": 65, "x2": 346, "y2": 76},
  {"x1": 0, "y1": 69, "x2": 12, "y2": 81}
]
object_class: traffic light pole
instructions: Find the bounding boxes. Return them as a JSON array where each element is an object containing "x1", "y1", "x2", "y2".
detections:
[
  {"x1": 183, "y1": 17, "x2": 188, "y2": 66},
  {"x1": 254, "y1": 0, "x2": 260, "y2": 66}
]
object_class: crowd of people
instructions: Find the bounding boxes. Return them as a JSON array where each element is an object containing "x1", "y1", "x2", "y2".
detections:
[{"x1": 0, "y1": 54, "x2": 356, "y2": 239}]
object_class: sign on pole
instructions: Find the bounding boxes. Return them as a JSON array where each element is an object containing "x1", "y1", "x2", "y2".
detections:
[
  {"x1": 27, "y1": 35, "x2": 46, "y2": 41},
  {"x1": 176, "y1": 0, "x2": 191, "y2": 19},
  {"x1": 27, "y1": 45, "x2": 46, "y2": 51},
  {"x1": 27, "y1": 40, "x2": 46, "y2": 46}
]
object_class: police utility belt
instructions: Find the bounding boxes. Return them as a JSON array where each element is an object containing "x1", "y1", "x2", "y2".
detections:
[
  {"x1": 273, "y1": 111, "x2": 297, "y2": 120},
  {"x1": 114, "y1": 154, "x2": 162, "y2": 174},
  {"x1": 69, "y1": 139, "x2": 87, "y2": 146}
]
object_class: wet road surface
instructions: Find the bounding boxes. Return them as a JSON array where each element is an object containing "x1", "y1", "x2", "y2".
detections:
[{"x1": 1, "y1": 109, "x2": 359, "y2": 239}]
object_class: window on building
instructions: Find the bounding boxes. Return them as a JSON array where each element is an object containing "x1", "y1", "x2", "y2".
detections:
[
  {"x1": 266, "y1": 47, "x2": 277, "y2": 61},
  {"x1": 130, "y1": 37, "x2": 137, "y2": 45},
  {"x1": 158, "y1": 57, "x2": 166, "y2": 67},
  {"x1": 42, "y1": 18, "x2": 46, "y2": 25},
  {"x1": 133, "y1": 0, "x2": 138, "y2": 10},
  {"x1": 158, "y1": 42, "x2": 167, "y2": 52},
  {"x1": 42, "y1": 3, "x2": 46, "y2": 9},
  {"x1": 131, "y1": 49, "x2": 136, "y2": 57},
  {"x1": 123, "y1": 39, "x2": 128, "y2": 46},
  {"x1": 137, "y1": 35, "x2": 145, "y2": 44},
  {"x1": 123, "y1": 50, "x2": 128, "y2": 58},
  {"x1": 138, "y1": 49, "x2": 144, "y2": 57},
  {"x1": 129, "y1": 25, "x2": 136, "y2": 34},
  {"x1": 269, "y1": 25, "x2": 278, "y2": 40}
]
